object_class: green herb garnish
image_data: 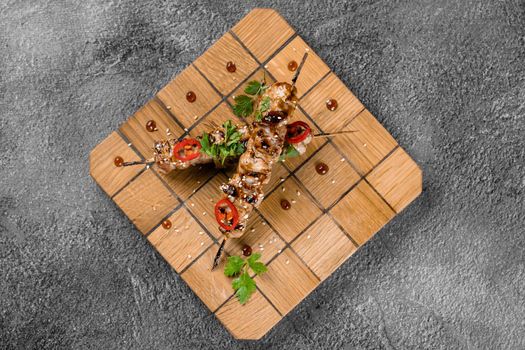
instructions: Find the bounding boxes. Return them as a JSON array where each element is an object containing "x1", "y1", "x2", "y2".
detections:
[
  {"x1": 279, "y1": 144, "x2": 300, "y2": 161},
  {"x1": 224, "y1": 252, "x2": 268, "y2": 304},
  {"x1": 232, "y1": 95, "x2": 253, "y2": 118},
  {"x1": 244, "y1": 80, "x2": 268, "y2": 96},
  {"x1": 199, "y1": 120, "x2": 245, "y2": 166},
  {"x1": 233, "y1": 79, "x2": 269, "y2": 119}
]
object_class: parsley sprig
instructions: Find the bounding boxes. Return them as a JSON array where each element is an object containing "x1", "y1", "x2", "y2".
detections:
[
  {"x1": 224, "y1": 252, "x2": 268, "y2": 304},
  {"x1": 199, "y1": 120, "x2": 245, "y2": 166},
  {"x1": 232, "y1": 80, "x2": 269, "y2": 120},
  {"x1": 279, "y1": 144, "x2": 300, "y2": 161}
]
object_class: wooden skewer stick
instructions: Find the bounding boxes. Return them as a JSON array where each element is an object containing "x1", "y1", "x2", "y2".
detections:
[
  {"x1": 211, "y1": 53, "x2": 310, "y2": 270},
  {"x1": 122, "y1": 158, "x2": 154, "y2": 167},
  {"x1": 313, "y1": 130, "x2": 358, "y2": 138},
  {"x1": 211, "y1": 238, "x2": 227, "y2": 271},
  {"x1": 291, "y1": 52, "x2": 309, "y2": 88}
]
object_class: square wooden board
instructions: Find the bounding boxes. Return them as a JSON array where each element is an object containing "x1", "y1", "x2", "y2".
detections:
[{"x1": 89, "y1": 8, "x2": 422, "y2": 340}]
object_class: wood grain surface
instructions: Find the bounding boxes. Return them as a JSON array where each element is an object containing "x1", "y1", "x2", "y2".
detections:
[{"x1": 89, "y1": 8, "x2": 422, "y2": 340}]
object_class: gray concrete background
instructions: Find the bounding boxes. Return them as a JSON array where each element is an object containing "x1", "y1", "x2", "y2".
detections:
[{"x1": 0, "y1": 0, "x2": 524, "y2": 349}]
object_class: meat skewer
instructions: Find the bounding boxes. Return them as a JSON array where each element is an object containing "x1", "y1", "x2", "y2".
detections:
[
  {"x1": 212, "y1": 53, "x2": 308, "y2": 269},
  {"x1": 121, "y1": 120, "x2": 318, "y2": 173}
]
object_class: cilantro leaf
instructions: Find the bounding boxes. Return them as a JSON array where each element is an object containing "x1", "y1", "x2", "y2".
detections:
[
  {"x1": 259, "y1": 96, "x2": 271, "y2": 112},
  {"x1": 232, "y1": 272, "x2": 257, "y2": 304},
  {"x1": 254, "y1": 110, "x2": 262, "y2": 122},
  {"x1": 247, "y1": 253, "x2": 267, "y2": 275},
  {"x1": 250, "y1": 261, "x2": 267, "y2": 275},
  {"x1": 220, "y1": 147, "x2": 230, "y2": 165},
  {"x1": 244, "y1": 80, "x2": 262, "y2": 95},
  {"x1": 247, "y1": 252, "x2": 261, "y2": 264},
  {"x1": 199, "y1": 133, "x2": 211, "y2": 155},
  {"x1": 279, "y1": 144, "x2": 300, "y2": 161},
  {"x1": 232, "y1": 95, "x2": 253, "y2": 118},
  {"x1": 224, "y1": 256, "x2": 245, "y2": 277},
  {"x1": 235, "y1": 143, "x2": 245, "y2": 154}
]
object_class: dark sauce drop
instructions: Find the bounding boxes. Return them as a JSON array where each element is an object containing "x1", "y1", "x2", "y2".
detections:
[
  {"x1": 287, "y1": 60, "x2": 298, "y2": 71},
  {"x1": 242, "y1": 244, "x2": 252, "y2": 257},
  {"x1": 245, "y1": 194, "x2": 257, "y2": 204},
  {"x1": 226, "y1": 61, "x2": 236, "y2": 73},
  {"x1": 221, "y1": 184, "x2": 238, "y2": 197},
  {"x1": 281, "y1": 199, "x2": 291, "y2": 210},
  {"x1": 186, "y1": 91, "x2": 196, "y2": 103},
  {"x1": 326, "y1": 99, "x2": 338, "y2": 111},
  {"x1": 114, "y1": 156, "x2": 124, "y2": 167},
  {"x1": 146, "y1": 120, "x2": 157, "y2": 132},
  {"x1": 315, "y1": 162, "x2": 329, "y2": 175},
  {"x1": 162, "y1": 219, "x2": 172, "y2": 229},
  {"x1": 263, "y1": 111, "x2": 286, "y2": 124}
]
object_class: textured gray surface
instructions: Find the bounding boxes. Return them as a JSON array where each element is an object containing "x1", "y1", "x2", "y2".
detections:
[{"x1": 0, "y1": 0, "x2": 524, "y2": 348}]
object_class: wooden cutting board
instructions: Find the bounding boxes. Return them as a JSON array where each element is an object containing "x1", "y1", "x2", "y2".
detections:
[{"x1": 89, "y1": 8, "x2": 422, "y2": 340}]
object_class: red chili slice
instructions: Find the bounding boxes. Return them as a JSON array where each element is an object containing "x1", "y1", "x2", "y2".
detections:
[
  {"x1": 214, "y1": 198, "x2": 239, "y2": 231},
  {"x1": 286, "y1": 121, "x2": 311, "y2": 144},
  {"x1": 173, "y1": 138, "x2": 201, "y2": 161}
]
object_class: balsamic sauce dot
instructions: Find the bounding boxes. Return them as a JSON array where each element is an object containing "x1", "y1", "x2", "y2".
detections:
[
  {"x1": 315, "y1": 162, "x2": 329, "y2": 175},
  {"x1": 162, "y1": 219, "x2": 172, "y2": 229},
  {"x1": 146, "y1": 120, "x2": 157, "y2": 132},
  {"x1": 326, "y1": 99, "x2": 338, "y2": 111},
  {"x1": 114, "y1": 156, "x2": 124, "y2": 167},
  {"x1": 186, "y1": 91, "x2": 196, "y2": 103},
  {"x1": 281, "y1": 199, "x2": 291, "y2": 210},
  {"x1": 287, "y1": 60, "x2": 298, "y2": 71},
  {"x1": 242, "y1": 244, "x2": 252, "y2": 257},
  {"x1": 226, "y1": 61, "x2": 236, "y2": 73}
]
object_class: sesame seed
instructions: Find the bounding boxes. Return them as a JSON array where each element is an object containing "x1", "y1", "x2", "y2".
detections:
[
  {"x1": 282, "y1": 187, "x2": 286, "y2": 192},
  {"x1": 262, "y1": 222, "x2": 266, "y2": 226},
  {"x1": 285, "y1": 259, "x2": 290, "y2": 264},
  {"x1": 292, "y1": 47, "x2": 297, "y2": 51},
  {"x1": 202, "y1": 212, "x2": 207, "y2": 216},
  {"x1": 175, "y1": 229, "x2": 180, "y2": 232},
  {"x1": 191, "y1": 203, "x2": 195, "y2": 207},
  {"x1": 331, "y1": 179, "x2": 336, "y2": 184},
  {"x1": 146, "y1": 165, "x2": 150, "y2": 169},
  {"x1": 194, "y1": 115, "x2": 198, "y2": 120},
  {"x1": 307, "y1": 235, "x2": 311, "y2": 239},
  {"x1": 200, "y1": 242, "x2": 204, "y2": 246},
  {"x1": 296, "y1": 190, "x2": 301, "y2": 196},
  {"x1": 363, "y1": 143, "x2": 367, "y2": 147},
  {"x1": 127, "y1": 142, "x2": 132, "y2": 147},
  {"x1": 187, "y1": 254, "x2": 192, "y2": 259},
  {"x1": 166, "y1": 105, "x2": 171, "y2": 110},
  {"x1": 184, "y1": 128, "x2": 189, "y2": 132},
  {"x1": 260, "y1": 247, "x2": 264, "y2": 251},
  {"x1": 185, "y1": 225, "x2": 189, "y2": 229},
  {"x1": 251, "y1": 228, "x2": 255, "y2": 232},
  {"x1": 199, "y1": 231, "x2": 204, "y2": 235},
  {"x1": 305, "y1": 48, "x2": 310, "y2": 52},
  {"x1": 259, "y1": 244, "x2": 264, "y2": 248},
  {"x1": 280, "y1": 177, "x2": 285, "y2": 182},
  {"x1": 264, "y1": 65, "x2": 268, "y2": 69},
  {"x1": 291, "y1": 199, "x2": 296, "y2": 204},
  {"x1": 340, "y1": 158, "x2": 345, "y2": 162}
]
